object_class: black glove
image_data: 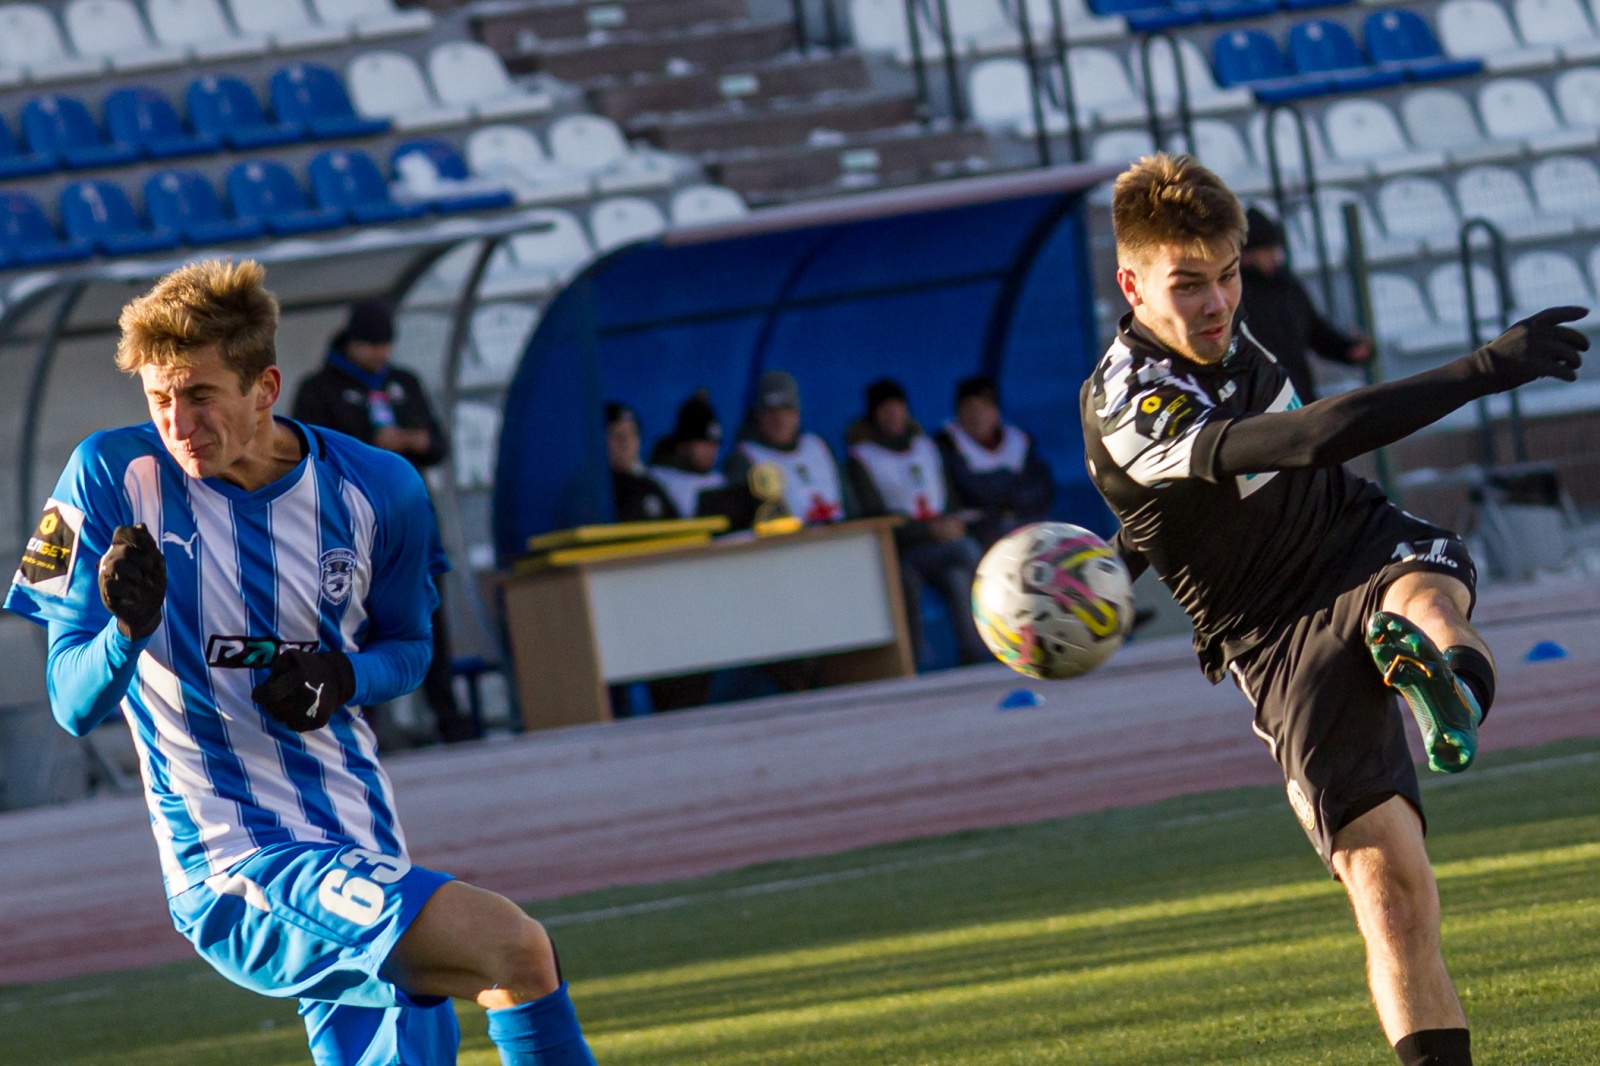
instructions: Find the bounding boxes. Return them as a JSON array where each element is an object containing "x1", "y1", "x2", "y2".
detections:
[
  {"x1": 1470, "y1": 305, "x2": 1589, "y2": 390},
  {"x1": 251, "y1": 649, "x2": 356, "y2": 733},
  {"x1": 99, "y1": 524, "x2": 166, "y2": 640}
]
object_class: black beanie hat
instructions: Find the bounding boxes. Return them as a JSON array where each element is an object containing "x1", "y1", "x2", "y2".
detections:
[
  {"x1": 671, "y1": 393, "x2": 722, "y2": 444},
  {"x1": 864, "y1": 377, "x2": 908, "y2": 416},
  {"x1": 1243, "y1": 207, "x2": 1283, "y2": 251},
  {"x1": 604, "y1": 401, "x2": 636, "y2": 427},
  {"x1": 955, "y1": 373, "x2": 999, "y2": 406},
  {"x1": 340, "y1": 298, "x2": 395, "y2": 347}
]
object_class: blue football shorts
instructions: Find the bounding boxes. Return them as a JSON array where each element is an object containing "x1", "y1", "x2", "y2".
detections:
[{"x1": 168, "y1": 841, "x2": 460, "y2": 1065}]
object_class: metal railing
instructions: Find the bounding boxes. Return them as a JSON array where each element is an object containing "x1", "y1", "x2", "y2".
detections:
[
  {"x1": 1341, "y1": 201, "x2": 1397, "y2": 500},
  {"x1": 790, "y1": 0, "x2": 845, "y2": 53},
  {"x1": 1458, "y1": 218, "x2": 1526, "y2": 466},
  {"x1": 1140, "y1": 32, "x2": 1195, "y2": 158},
  {"x1": 1262, "y1": 102, "x2": 1336, "y2": 314}
]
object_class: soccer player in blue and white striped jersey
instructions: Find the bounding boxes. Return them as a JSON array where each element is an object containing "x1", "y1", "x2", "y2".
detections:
[{"x1": 5, "y1": 260, "x2": 597, "y2": 1066}]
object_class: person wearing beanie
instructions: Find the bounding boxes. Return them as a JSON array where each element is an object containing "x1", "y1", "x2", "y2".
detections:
[
  {"x1": 605, "y1": 402, "x2": 678, "y2": 523},
  {"x1": 724, "y1": 370, "x2": 852, "y2": 525},
  {"x1": 844, "y1": 377, "x2": 990, "y2": 667},
  {"x1": 1238, "y1": 206, "x2": 1372, "y2": 402},
  {"x1": 648, "y1": 391, "x2": 731, "y2": 519},
  {"x1": 292, "y1": 299, "x2": 475, "y2": 744},
  {"x1": 934, "y1": 374, "x2": 1055, "y2": 548}
]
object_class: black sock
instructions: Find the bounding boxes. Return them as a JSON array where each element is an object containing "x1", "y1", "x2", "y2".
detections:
[
  {"x1": 1446, "y1": 646, "x2": 1496, "y2": 720},
  {"x1": 1394, "y1": 1028, "x2": 1471, "y2": 1066}
]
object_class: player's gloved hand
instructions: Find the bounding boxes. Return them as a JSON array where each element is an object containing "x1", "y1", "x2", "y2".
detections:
[
  {"x1": 99, "y1": 524, "x2": 166, "y2": 641},
  {"x1": 251, "y1": 649, "x2": 356, "y2": 733},
  {"x1": 1470, "y1": 306, "x2": 1589, "y2": 389}
]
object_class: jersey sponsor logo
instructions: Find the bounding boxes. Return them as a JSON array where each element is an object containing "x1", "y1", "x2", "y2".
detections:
[
  {"x1": 1392, "y1": 538, "x2": 1459, "y2": 570},
  {"x1": 319, "y1": 548, "x2": 358, "y2": 605},
  {"x1": 1133, "y1": 386, "x2": 1200, "y2": 442},
  {"x1": 15, "y1": 498, "x2": 85, "y2": 597},
  {"x1": 162, "y1": 530, "x2": 199, "y2": 559},
  {"x1": 205, "y1": 635, "x2": 319, "y2": 669}
]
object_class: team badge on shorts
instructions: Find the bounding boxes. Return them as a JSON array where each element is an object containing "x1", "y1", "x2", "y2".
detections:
[
  {"x1": 319, "y1": 548, "x2": 357, "y2": 605},
  {"x1": 1287, "y1": 779, "x2": 1317, "y2": 834}
]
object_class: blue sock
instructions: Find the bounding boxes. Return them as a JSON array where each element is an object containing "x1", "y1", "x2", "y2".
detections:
[{"x1": 485, "y1": 982, "x2": 596, "y2": 1066}]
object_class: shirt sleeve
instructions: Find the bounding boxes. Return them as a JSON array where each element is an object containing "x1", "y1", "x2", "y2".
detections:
[{"x1": 1095, "y1": 380, "x2": 1227, "y2": 488}]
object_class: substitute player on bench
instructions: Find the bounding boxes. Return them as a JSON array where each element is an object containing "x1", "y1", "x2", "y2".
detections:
[
  {"x1": 1083, "y1": 154, "x2": 1585, "y2": 1066},
  {"x1": 5, "y1": 261, "x2": 597, "y2": 1066}
]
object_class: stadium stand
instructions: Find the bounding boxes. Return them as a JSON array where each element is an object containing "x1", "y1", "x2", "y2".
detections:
[
  {"x1": 347, "y1": 49, "x2": 473, "y2": 130},
  {"x1": 225, "y1": 0, "x2": 348, "y2": 50},
  {"x1": 105, "y1": 85, "x2": 222, "y2": 159},
  {"x1": 59, "y1": 177, "x2": 179, "y2": 254},
  {"x1": 145, "y1": 0, "x2": 268, "y2": 61},
  {"x1": 143, "y1": 166, "x2": 264, "y2": 243}
]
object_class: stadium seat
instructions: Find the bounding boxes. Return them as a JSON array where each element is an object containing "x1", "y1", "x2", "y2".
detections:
[
  {"x1": 1019, "y1": 0, "x2": 1126, "y2": 43},
  {"x1": 1399, "y1": 87, "x2": 1522, "y2": 164},
  {"x1": 1513, "y1": 0, "x2": 1600, "y2": 62},
  {"x1": 1188, "y1": 118, "x2": 1270, "y2": 193},
  {"x1": 1247, "y1": 110, "x2": 1368, "y2": 184},
  {"x1": 188, "y1": 75, "x2": 303, "y2": 150},
  {"x1": 848, "y1": 0, "x2": 947, "y2": 64},
  {"x1": 144, "y1": 167, "x2": 265, "y2": 244},
  {"x1": 1436, "y1": 0, "x2": 1557, "y2": 72},
  {"x1": 589, "y1": 196, "x2": 668, "y2": 253},
  {"x1": 1288, "y1": 186, "x2": 1418, "y2": 267},
  {"x1": 1363, "y1": 10, "x2": 1483, "y2": 81},
  {"x1": 226, "y1": 159, "x2": 345, "y2": 235},
  {"x1": 478, "y1": 208, "x2": 594, "y2": 297},
  {"x1": 64, "y1": 0, "x2": 187, "y2": 73},
  {"x1": 1427, "y1": 261, "x2": 1505, "y2": 339},
  {"x1": 1366, "y1": 272, "x2": 1452, "y2": 351},
  {"x1": 225, "y1": 0, "x2": 347, "y2": 49},
  {"x1": 1455, "y1": 165, "x2": 1576, "y2": 240},
  {"x1": 547, "y1": 114, "x2": 677, "y2": 194},
  {"x1": 146, "y1": 0, "x2": 267, "y2": 60},
  {"x1": 390, "y1": 140, "x2": 516, "y2": 213},
  {"x1": 942, "y1": 0, "x2": 1023, "y2": 54},
  {"x1": 1509, "y1": 250, "x2": 1595, "y2": 320},
  {"x1": 1288, "y1": 20, "x2": 1402, "y2": 92},
  {"x1": 967, "y1": 58, "x2": 1071, "y2": 137},
  {"x1": 465, "y1": 124, "x2": 590, "y2": 205},
  {"x1": 1322, "y1": 99, "x2": 1445, "y2": 175},
  {"x1": 1587, "y1": 246, "x2": 1600, "y2": 302},
  {"x1": 670, "y1": 184, "x2": 749, "y2": 226},
  {"x1": 308, "y1": 148, "x2": 428, "y2": 224},
  {"x1": 1085, "y1": 0, "x2": 1199, "y2": 34},
  {"x1": 1091, "y1": 128, "x2": 1156, "y2": 164},
  {"x1": 59, "y1": 179, "x2": 180, "y2": 255},
  {"x1": 346, "y1": 50, "x2": 470, "y2": 131},
  {"x1": 309, "y1": 0, "x2": 433, "y2": 39},
  {"x1": 22, "y1": 94, "x2": 140, "y2": 170},
  {"x1": 1477, "y1": 78, "x2": 1598, "y2": 153},
  {"x1": 1134, "y1": 37, "x2": 1253, "y2": 116},
  {"x1": 1062, "y1": 48, "x2": 1145, "y2": 125},
  {"x1": 271, "y1": 63, "x2": 391, "y2": 140},
  {"x1": 1375, "y1": 176, "x2": 1461, "y2": 252},
  {"x1": 427, "y1": 42, "x2": 552, "y2": 120},
  {"x1": 0, "y1": 190, "x2": 93, "y2": 264},
  {"x1": 1529, "y1": 156, "x2": 1600, "y2": 229},
  {"x1": 1213, "y1": 29, "x2": 1331, "y2": 102},
  {"x1": 0, "y1": 3, "x2": 102, "y2": 84},
  {"x1": 464, "y1": 304, "x2": 539, "y2": 388},
  {"x1": 1554, "y1": 67, "x2": 1600, "y2": 130},
  {"x1": 105, "y1": 86, "x2": 222, "y2": 160},
  {"x1": 0, "y1": 115, "x2": 56, "y2": 179}
]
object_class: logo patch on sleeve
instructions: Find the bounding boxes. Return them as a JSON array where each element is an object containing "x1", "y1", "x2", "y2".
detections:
[
  {"x1": 1133, "y1": 387, "x2": 1201, "y2": 441},
  {"x1": 15, "y1": 499, "x2": 85, "y2": 598}
]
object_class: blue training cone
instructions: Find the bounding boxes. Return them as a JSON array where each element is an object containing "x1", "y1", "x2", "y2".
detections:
[
  {"x1": 1525, "y1": 640, "x2": 1569, "y2": 663},
  {"x1": 999, "y1": 688, "x2": 1045, "y2": 710}
]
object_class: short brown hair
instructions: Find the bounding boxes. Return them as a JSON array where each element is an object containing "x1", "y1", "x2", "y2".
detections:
[
  {"x1": 1111, "y1": 153, "x2": 1247, "y2": 270},
  {"x1": 116, "y1": 259, "x2": 280, "y2": 391}
]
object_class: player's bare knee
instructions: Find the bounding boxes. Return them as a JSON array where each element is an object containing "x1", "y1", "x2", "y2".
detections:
[{"x1": 488, "y1": 916, "x2": 561, "y2": 1000}]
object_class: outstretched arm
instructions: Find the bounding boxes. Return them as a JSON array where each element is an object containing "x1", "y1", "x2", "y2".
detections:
[{"x1": 1209, "y1": 307, "x2": 1588, "y2": 479}]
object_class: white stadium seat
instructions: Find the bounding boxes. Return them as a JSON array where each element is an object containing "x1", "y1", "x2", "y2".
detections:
[
  {"x1": 1399, "y1": 88, "x2": 1522, "y2": 164},
  {"x1": 1455, "y1": 165, "x2": 1577, "y2": 240},
  {"x1": 1020, "y1": 0, "x2": 1125, "y2": 42},
  {"x1": 1323, "y1": 99, "x2": 1446, "y2": 176},
  {"x1": 1509, "y1": 250, "x2": 1595, "y2": 320},
  {"x1": 589, "y1": 197, "x2": 668, "y2": 253},
  {"x1": 146, "y1": 0, "x2": 265, "y2": 60},
  {"x1": 466, "y1": 125, "x2": 590, "y2": 205},
  {"x1": 226, "y1": 0, "x2": 347, "y2": 49},
  {"x1": 451, "y1": 401, "x2": 501, "y2": 489},
  {"x1": 944, "y1": 0, "x2": 1023, "y2": 55},
  {"x1": 1248, "y1": 111, "x2": 1368, "y2": 185},
  {"x1": 64, "y1": 0, "x2": 186, "y2": 72},
  {"x1": 1530, "y1": 155, "x2": 1600, "y2": 228},
  {"x1": 1512, "y1": 0, "x2": 1600, "y2": 62},
  {"x1": 1428, "y1": 262, "x2": 1506, "y2": 339},
  {"x1": 967, "y1": 58, "x2": 1070, "y2": 137},
  {"x1": 849, "y1": 0, "x2": 945, "y2": 63},
  {"x1": 547, "y1": 114, "x2": 677, "y2": 194},
  {"x1": 1289, "y1": 187, "x2": 1418, "y2": 268},
  {"x1": 670, "y1": 184, "x2": 748, "y2": 226},
  {"x1": 1436, "y1": 0, "x2": 1557, "y2": 72},
  {"x1": 1375, "y1": 177, "x2": 1461, "y2": 253},
  {"x1": 1188, "y1": 119, "x2": 1269, "y2": 193},
  {"x1": 1367, "y1": 272, "x2": 1454, "y2": 352},
  {"x1": 478, "y1": 207, "x2": 596, "y2": 300},
  {"x1": 428, "y1": 42, "x2": 551, "y2": 120},
  {"x1": 347, "y1": 51, "x2": 470, "y2": 131},
  {"x1": 310, "y1": 0, "x2": 432, "y2": 39},
  {"x1": 1064, "y1": 48, "x2": 1144, "y2": 126},
  {"x1": 1089, "y1": 130, "x2": 1153, "y2": 201},
  {"x1": 463, "y1": 304, "x2": 540, "y2": 389},
  {"x1": 1477, "y1": 78, "x2": 1599, "y2": 153},
  {"x1": 1132, "y1": 37, "x2": 1254, "y2": 116},
  {"x1": 0, "y1": 4, "x2": 100, "y2": 83},
  {"x1": 1554, "y1": 67, "x2": 1600, "y2": 130}
]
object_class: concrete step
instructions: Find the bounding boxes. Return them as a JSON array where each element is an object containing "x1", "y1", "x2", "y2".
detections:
[
  {"x1": 591, "y1": 52, "x2": 870, "y2": 126},
  {"x1": 505, "y1": 21, "x2": 795, "y2": 84},
  {"x1": 474, "y1": 0, "x2": 748, "y2": 59},
  {"x1": 638, "y1": 92, "x2": 919, "y2": 154},
  {"x1": 709, "y1": 124, "x2": 992, "y2": 204}
]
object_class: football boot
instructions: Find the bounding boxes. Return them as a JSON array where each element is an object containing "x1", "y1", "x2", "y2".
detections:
[{"x1": 1367, "y1": 611, "x2": 1483, "y2": 774}]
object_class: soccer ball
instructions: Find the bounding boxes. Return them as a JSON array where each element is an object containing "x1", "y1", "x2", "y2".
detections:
[{"x1": 971, "y1": 523, "x2": 1136, "y2": 680}]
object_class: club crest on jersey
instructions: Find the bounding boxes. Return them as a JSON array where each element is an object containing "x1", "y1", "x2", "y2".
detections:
[
  {"x1": 319, "y1": 548, "x2": 358, "y2": 604},
  {"x1": 206, "y1": 635, "x2": 319, "y2": 669}
]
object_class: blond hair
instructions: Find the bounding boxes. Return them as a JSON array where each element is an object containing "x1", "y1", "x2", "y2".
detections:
[
  {"x1": 1111, "y1": 153, "x2": 1246, "y2": 270},
  {"x1": 116, "y1": 259, "x2": 280, "y2": 391}
]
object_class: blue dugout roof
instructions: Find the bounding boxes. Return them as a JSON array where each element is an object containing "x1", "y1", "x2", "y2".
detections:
[{"x1": 494, "y1": 163, "x2": 1123, "y2": 562}]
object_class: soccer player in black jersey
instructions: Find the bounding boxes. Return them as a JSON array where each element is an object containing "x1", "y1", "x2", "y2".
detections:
[{"x1": 1082, "y1": 155, "x2": 1587, "y2": 1066}]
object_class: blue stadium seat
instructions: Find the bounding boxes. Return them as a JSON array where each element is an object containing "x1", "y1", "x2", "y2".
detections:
[
  {"x1": 309, "y1": 149, "x2": 429, "y2": 224},
  {"x1": 1287, "y1": 19, "x2": 1404, "y2": 91},
  {"x1": 21, "y1": 95, "x2": 140, "y2": 171},
  {"x1": 1201, "y1": 0, "x2": 1278, "y2": 21},
  {"x1": 0, "y1": 191, "x2": 93, "y2": 266},
  {"x1": 188, "y1": 75, "x2": 303, "y2": 150},
  {"x1": 0, "y1": 116, "x2": 55, "y2": 180},
  {"x1": 226, "y1": 160, "x2": 346, "y2": 235},
  {"x1": 270, "y1": 63, "x2": 390, "y2": 141},
  {"x1": 1283, "y1": 0, "x2": 1352, "y2": 11},
  {"x1": 1089, "y1": 0, "x2": 1203, "y2": 32},
  {"x1": 60, "y1": 181, "x2": 181, "y2": 256},
  {"x1": 105, "y1": 86, "x2": 223, "y2": 161},
  {"x1": 1213, "y1": 29, "x2": 1331, "y2": 101},
  {"x1": 1364, "y1": 10, "x2": 1483, "y2": 81},
  {"x1": 391, "y1": 140, "x2": 515, "y2": 213},
  {"x1": 145, "y1": 169, "x2": 265, "y2": 246}
]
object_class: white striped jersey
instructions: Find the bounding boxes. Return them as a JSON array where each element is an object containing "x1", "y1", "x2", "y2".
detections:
[{"x1": 5, "y1": 421, "x2": 445, "y2": 897}]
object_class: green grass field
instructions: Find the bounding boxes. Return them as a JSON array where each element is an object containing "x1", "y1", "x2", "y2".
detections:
[{"x1": 7, "y1": 738, "x2": 1600, "y2": 1065}]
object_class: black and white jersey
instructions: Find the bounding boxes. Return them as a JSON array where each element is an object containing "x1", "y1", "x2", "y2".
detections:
[{"x1": 1081, "y1": 315, "x2": 1391, "y2": 680}]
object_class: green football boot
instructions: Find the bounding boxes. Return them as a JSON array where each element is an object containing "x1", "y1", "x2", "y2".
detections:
[{"x1": 1366, "y1": 611, "x2": 1484, "y2": 774}]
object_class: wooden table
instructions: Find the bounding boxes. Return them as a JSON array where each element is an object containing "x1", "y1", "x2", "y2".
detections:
[{"x1": 501, "y1": 518, "x2": 914, "y2": 730}]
